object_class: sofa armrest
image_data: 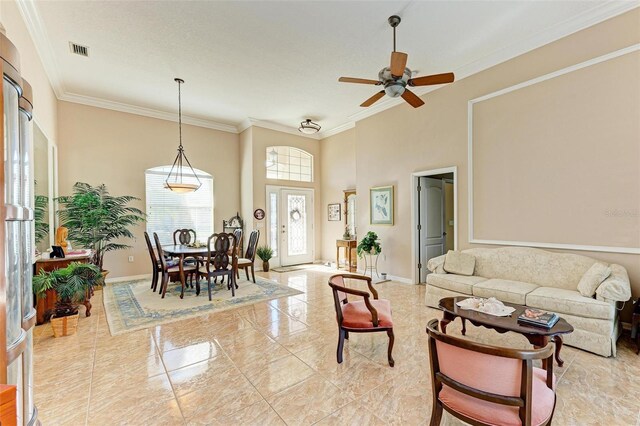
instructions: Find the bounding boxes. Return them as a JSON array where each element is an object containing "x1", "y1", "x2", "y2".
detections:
[
  {"x1": 595, "y1": 264, "x2": 631, "y2": 302},
  {"x1": 427, "y1": 254, "x2": 447, "y2": 274}
]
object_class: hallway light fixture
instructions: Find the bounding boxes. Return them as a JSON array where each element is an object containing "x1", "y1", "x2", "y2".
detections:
[
  {"x1": 165, "y1": 78, "x2": 201, "y2": 193},
  {"x1": 298, "y1": 119, "x2": 321, "y2": 134}
]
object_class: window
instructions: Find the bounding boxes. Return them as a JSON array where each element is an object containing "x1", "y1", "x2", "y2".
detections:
[
  {"x1": 145, "y1": 166, "x2": 213, "y2": 245},
  {"x1": 266, "y1": 146, "x2": 313, "y2": 182}
]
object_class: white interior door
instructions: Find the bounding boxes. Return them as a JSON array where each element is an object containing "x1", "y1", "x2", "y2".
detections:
[
  {"x1": 280, "y1": 188, "x2": 314, "y2": 266},
  {"x1": 420, "y1": 177, "x2": 444, "y2": 281}
]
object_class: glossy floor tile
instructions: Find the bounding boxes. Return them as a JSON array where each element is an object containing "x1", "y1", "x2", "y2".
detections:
[{"x1": 33, "y1": 269, "x2": 640, "y2": 425}]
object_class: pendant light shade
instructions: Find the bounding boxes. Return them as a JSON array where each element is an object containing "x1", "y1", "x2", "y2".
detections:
[{"x1": 165, "y1": 78, "x2": 201, "y2": 193}]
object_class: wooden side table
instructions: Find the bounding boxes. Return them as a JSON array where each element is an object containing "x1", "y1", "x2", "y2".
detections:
[
  {"x1": 632, "y1": 298, "x2": 640, "y2": 355},
  {"x1": 34, "y1": 250, "x2": 93, "y2": 324},
  {"x1": 336, "y1": 239, "x2": 357, "y2": 272}
]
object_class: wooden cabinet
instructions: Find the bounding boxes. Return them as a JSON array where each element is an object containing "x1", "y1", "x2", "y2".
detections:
[{"x1": 34, "y1": 251, "x2": 92, "y2": 325}]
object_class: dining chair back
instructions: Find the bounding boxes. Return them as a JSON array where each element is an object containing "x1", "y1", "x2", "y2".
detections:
[
  {"x1": 154, "y1": 232, "x2": 195, "y2": 298},
  {"x1": 237, "y1": 230, "x2": 260, "y2": 283},
  {"x1": 173, "y1": 228, "x2": 196, "y2": 245},
  {"x1": 425, "y1": 319, "x2": 556, "y2": 426},
  {"x1": 198, "y1": 232, "x2": 238, "y2": 300},
  {"x1": 328, "y1": 273, "x2": 395, "y2": 367},
  {"x1": 144, "y1": 232, "x2": 160, "y2": 291}
]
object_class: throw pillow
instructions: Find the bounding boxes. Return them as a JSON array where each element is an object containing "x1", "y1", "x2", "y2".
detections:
[
  {"x1": 577, "y1": 262, "x2": 611, "y2": 297},
  {"x1": 443, "y1": 250, "x2": 475, "y2": 276}
]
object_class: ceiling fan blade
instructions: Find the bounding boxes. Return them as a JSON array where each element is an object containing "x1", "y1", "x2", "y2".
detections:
[
  {"x1": 360, "y1": 90, "x2": 386, "y2": 107},
  {"x1": 339, "y1": 77, "x2": 381, "y2": 85},
  {"x1": 390, "y1": 51, "x2": 408, "y2": 77},
  {"x1": 409, "y1": 72, "x2": 455, "y2": 87},
  {"x1": 401, "y1": 89, "x2": 425, "y2": 108}
]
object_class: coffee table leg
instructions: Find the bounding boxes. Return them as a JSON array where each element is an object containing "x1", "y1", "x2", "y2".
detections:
[
  {"x1": 553, "y1": 335, "x2": 565, "y2": 367},
  {"x1": 526, "y1": 335, "x2": 548, "y2": 369},
  {"x1": 461, "y1": 318, "x2": 467, "y2": 336},
  {"x1": 440, "y1": 312, "x2": 454, "y2": 334}
]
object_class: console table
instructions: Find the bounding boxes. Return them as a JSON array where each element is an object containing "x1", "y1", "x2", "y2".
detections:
[
  {"x1": 336, "y1": 239, "x2": 357, "y2": 272},
  {"x1": 34, "y1": 250, "x2": 93, "y2": 324}
]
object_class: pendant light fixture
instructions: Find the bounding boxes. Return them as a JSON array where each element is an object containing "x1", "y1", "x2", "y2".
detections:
[
  {"x1": 165, "y1": 78, "x2": 201, "y2": 193},
  {"x1": 298, "y1": 119, "x2": 321, "y2": 134}
]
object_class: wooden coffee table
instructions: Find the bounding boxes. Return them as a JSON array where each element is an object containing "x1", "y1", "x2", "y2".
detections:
[{"x1": 438, "y1": 297, "x2": 574, "y2": 367}]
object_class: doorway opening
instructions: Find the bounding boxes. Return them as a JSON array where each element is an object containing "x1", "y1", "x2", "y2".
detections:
[
  {"x1": 265, "y1": 185, "x2": 315, "y2": 267},
  {"x1": 411, "y1": 167, "x2": 457, "y2": 283}
]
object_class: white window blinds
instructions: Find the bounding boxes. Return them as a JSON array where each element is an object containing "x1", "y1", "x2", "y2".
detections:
[{"x1": 145, "y1": 166, "x2": 213, "y2": 245}]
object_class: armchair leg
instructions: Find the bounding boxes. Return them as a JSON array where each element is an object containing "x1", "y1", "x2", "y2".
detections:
[
  {"x1": 337, "y1": 329, "x2": 346, "y2": 364},
  {"x1": 429, "y1": 401, "x2": 443, "y2": 426},
  {"x1": 387, "y1": 329, "x2": 395, "y2": 367}
]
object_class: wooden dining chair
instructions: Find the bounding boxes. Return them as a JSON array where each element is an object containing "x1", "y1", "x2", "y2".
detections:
[
  {"x1": 144, "y1": 231, "x2": 162, "y2": 292},
  {"x1": 173, "y1": 228, "x2": 196, "y2": 245},
  {"x1": 426, "y1": 319, "x2": 556, "y2": 426},
  {"x1": 237, "y1": 230, "x2": 259, "y2": 283},
  {"x1": 197, "y1": 232, "x2": 238, "y2": 300},
  {"x1": 153, "y1": 232, "x2": 196, "y2": 298},
  {"x1": 328, "y1": 273, "x2": 395, "y2": 367},
  {"x1": 232, "y1": 228, "x2": 243, "y2": 257}
]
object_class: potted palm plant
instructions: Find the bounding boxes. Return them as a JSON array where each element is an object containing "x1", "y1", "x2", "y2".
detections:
[
  {"x1": 33, "y1": 262, "x2": 102, "y2": 337},
  {"x1": 357, "y1": 231, "x2": 382, "y2": 257},
  {"x1": 56, "y1": 182, "x2": 145, "y2": 279},
  {"x1": 256, "y1": 245, "x2": 274, "y2": 272}
]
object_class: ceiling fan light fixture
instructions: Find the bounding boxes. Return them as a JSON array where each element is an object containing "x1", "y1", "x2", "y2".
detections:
[
  {"x1": 384, "y1": 82, "x2": 405, "y2": 98},
  {"x1": 298, "y1": 119, "x2": 321, "y2": 134}
]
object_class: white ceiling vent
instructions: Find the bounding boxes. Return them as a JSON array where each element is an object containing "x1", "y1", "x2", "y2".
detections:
[{"x1": 69, "y1": 42, "x2": 89, "y2": 57}]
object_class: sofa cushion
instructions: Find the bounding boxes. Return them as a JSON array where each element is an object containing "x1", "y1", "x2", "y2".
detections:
[
  {"x1": 472, "y1": 279, "x2": 539, "y2": 305},
  {"x1": 443, "y1": 251, "x2": 475, "y2": 276},
  {"x1": 577, "y1": 262, "x2": 611, "y2": 297},
  {"x1": 427, "y1": 254, "x2": 446, "y2": 274},
  {"x1": 525, "y1": 287, "x2": 614, "y2": 320},
  {"x1": 427, "y1": 273, "x2": 487, "y2": 295}
]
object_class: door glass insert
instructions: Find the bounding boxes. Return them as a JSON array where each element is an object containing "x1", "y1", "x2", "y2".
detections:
[{"x1": 287, "y1": 194, "x2": 307, "y2": 256}]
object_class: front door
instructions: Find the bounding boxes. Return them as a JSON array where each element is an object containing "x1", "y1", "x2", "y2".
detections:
[{"x1": 267, "y1": 187, "x2": 314, "y2": 266}]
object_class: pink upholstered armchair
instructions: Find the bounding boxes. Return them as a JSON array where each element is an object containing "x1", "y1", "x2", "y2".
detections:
[
  {"x1": 426, "y1": 319, "x2": 556, "y2": 426},
  {"x1": 328, "y1": 274, "x2": 394, "y2": 367}
]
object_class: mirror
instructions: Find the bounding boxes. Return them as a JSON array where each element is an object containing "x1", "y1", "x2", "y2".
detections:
[
  {"x1": 344, "y1": 189, "x2": 356, "y2": 239},
  {"x1": 33, "y1": 124, "x2": 50, "y2": 252}
]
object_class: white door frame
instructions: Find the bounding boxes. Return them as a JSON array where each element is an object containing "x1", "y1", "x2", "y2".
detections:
[
  {"x1": 410, "y1": 166, "x2": 458, "y2": 284},
  {"x1": 265, "y1": 185, "x2": 315, "y2": 267}
]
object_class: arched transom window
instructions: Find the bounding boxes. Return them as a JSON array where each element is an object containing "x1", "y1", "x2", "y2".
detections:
[{"x1": 266, "y1": 146, "x2": 313, "y2": 182}]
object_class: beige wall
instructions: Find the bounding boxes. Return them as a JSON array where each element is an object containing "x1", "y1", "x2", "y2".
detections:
[
  {"x1": 2, "y1": 0, "x2": 58, "y2": 148},
  {"x1": 319, "y1": 128, "x2": 356, "y2": 262},
  {"x1": 320, "y1": 9, "x2": 640, "y2": 299},
  {"x1": 57, "y1": 101, "x2": 240, "y2": 277},
  {"x1": 249, "y1": 127, "x2": 322, "y2": 261}
]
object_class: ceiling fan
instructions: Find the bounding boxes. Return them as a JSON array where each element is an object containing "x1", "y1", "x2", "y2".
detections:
[{"x1": 339, "y1": 15, "x2": 455, "y2": 108}]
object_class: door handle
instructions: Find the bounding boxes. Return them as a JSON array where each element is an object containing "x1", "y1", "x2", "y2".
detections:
[{"x1": 442, "y1": 232, "x2": 447, "y2": 236}]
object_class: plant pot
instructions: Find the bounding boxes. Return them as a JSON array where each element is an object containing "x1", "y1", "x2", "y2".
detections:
[
  {"x1": 262, "y1": 261, "x2": 270, "y2": 272},
  {"x1": 51, "y1": 313, "x2": 79, "y2": 337},
  {"x1": 98, "y1": 270, "x2": 109, "y2": 287}
]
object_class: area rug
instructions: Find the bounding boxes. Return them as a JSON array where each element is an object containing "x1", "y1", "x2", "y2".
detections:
[{"x1": 102, "y1": 276, "x2": 302, "y2": 335}]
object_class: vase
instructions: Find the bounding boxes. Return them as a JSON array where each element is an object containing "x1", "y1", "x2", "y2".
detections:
[
  {"x1": 51, "y1": 313, "x2": 79, "y2": 337},
  {"x1": 263, "y1": 261, "x2": 270, "y2": 272}
]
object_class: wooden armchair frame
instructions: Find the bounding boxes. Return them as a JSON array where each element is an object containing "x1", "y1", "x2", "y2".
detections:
[
  {"x1": 328, "y1": 273, "x2": 394, "y2": 367},
  {"x1": 426, "y1": 319, "x2": 556, "y2": 426}
]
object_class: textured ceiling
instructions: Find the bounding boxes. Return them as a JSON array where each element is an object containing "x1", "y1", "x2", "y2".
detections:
[{"x1": 28, "y1": 0, "x2": 635, "y2": 135}]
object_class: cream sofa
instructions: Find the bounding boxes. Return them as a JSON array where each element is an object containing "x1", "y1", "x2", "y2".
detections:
[{"x1": 425, "y1": 247, "x2": 631, "y2": 357}]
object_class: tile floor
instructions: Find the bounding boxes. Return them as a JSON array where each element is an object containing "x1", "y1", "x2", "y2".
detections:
[{"x1": 33, "y1": 268, "x2": 640, "y2": 425}]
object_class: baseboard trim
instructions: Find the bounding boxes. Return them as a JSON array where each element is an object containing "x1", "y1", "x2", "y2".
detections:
[
  {"x1": 355, "y1": 269, "x2": 413, "y2": 285},
  {"x1": 105, "y1": 274, "x2": 151, "y2": 284}
]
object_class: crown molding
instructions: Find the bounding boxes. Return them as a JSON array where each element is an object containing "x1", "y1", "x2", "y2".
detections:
[
  {"x1": 318, "y1": 121, "x2": 355, "y2": 139},
  {"x1": 16, "y1": 0, "x2": 65, "y2": 98},
  {"x1": 346, "y1": 1, "x2": 640, "y2": 126},
  {"x1": 60, "y1": 92, "x2": 239, "y2": 133}
]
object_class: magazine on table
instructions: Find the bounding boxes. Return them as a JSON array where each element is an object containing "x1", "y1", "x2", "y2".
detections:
[{"x1": 518, "y1": 308, "x2": 559, "y2": 328}]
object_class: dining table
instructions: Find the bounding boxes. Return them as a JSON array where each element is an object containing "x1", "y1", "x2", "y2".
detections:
[{"x1": 163, "y1": 244, "x2": 209, "y2": 298}]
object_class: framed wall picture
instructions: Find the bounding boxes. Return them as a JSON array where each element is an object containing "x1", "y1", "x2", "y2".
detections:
[
  {"x1": 370, "y1": 185, "x2": 394, "y2": 225},
  {"x1": 253, "y1": 208, "x2": 265, "y2": 220},
  {"x1": 328, "y1": 203, "x2": 341, "y2": 221}
]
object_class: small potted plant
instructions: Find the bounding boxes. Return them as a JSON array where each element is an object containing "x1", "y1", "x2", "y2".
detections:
[
  {"x1": 357, "y1": 231, "x2": 382, "y2": 257},
  {"x1": 33, "y1": 262, "x2": 102, "y2": 337},
  {"x1": 343, "y1": 225, "x2": 351, "y2": 240},
  {"x1": 256, "y1": 245, "x2": 274, "y2": 272}
]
